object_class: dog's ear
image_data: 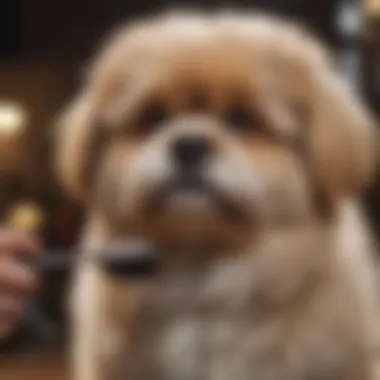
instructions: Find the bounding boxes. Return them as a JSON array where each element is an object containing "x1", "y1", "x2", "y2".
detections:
[
  {"x1": 55, "y1": 91, "x2": 107, "y2": 202},
  {"x1": 55, "y1": 24, "x2": 141, "y2": 202},
  {"x1": 273, "y1": 29, "x2": 378, "y2": 203},
  {"x1": 250, "y1": 18, "x2": 377, "y2": 203},
  {"x1": 306, "y1": 59, "x2": 377, "y2": 202}
]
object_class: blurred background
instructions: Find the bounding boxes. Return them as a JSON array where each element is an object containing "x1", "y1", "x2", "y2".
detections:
[{"x1": 0, "y1": 0, "x2": 378, "y2": 377}]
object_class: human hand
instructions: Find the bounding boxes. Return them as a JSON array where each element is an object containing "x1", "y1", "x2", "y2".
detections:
[{"x1": 0, "y1": 228, "x2": 41, "y2": 342}]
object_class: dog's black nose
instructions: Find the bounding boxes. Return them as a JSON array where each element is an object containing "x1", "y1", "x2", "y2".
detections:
[{"x1": 172, "y1": 136, "x2": 212, "y2": 169}]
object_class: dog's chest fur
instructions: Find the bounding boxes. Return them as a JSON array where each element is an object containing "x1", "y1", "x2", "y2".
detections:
[
  {"x1": 119, "y1": 254, "x2": 326, "y2": 380},
  {"x1": 114, "y1": 239, "x2": 373, "y2": 380},
  {"x1": 122, "y1": 257, "x2": 257, "y2": 380}
]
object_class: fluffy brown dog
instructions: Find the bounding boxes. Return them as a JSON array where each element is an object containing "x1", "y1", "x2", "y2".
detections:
[{"x1": 57, "y1": 11, "x2": 380, "y2": 380}]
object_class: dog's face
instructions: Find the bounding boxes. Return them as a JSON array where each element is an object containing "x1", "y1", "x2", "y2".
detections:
[{"x1": 57, "y1": 13, "x2": 375, "y2": 246}]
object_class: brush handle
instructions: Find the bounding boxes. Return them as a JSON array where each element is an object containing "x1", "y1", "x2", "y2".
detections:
[{"x1": 26, "y1": 241, "x2": 159, "y2": 278}]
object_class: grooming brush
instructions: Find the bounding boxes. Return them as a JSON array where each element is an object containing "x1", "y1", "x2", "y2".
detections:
[
  {"x1": 7, "y1": 202, "x2": 158, "y2": 277},
  {"x1": 27, "y1": 239, "x2": 159, "y2": 278}
]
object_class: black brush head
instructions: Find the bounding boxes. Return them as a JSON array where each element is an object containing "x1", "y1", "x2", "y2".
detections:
[{"x1": 98, "y1": 239, "x2": 159, "y2": 278}]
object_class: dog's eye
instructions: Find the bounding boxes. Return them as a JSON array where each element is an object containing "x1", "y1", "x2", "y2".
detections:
[
  {"x1": 139, "y1": 103, "x2": 167, "y2": 133},
  {"x1": 224, "y1": 105, "x2": 257, "y2": 132}
]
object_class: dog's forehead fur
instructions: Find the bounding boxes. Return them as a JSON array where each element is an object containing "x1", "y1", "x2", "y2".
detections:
[
  {"x1": 88, "y1": 12, "x2": 329, "y2": 103},
  {"x1": 82, "y1": 12, "x2": 335, "y2": 141}
]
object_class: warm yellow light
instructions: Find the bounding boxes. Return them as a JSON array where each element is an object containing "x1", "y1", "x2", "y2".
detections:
[
  {"x1": 364, "y1": 0, "x2": 380, "y2": 15},
  {"x1": 0, "y1": 102, "x2": 27, "y2": 135}
]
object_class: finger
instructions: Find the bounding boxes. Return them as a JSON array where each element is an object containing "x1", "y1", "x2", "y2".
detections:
[
  {"x1": 0, "y1": 259, "x2": 39, "y2": 294},
  {"x1": 0, "y1": 297, "x2": 22, "y2": 342},
  {"x1": 0, "y1": 320, "x2": 15, "y2": 342},
  {"x1": 0, "y1": 296, "x2": 23, "y2": 322},
  {"x1": 0, "y1": 229, "x2": 41, "y2": 255}
]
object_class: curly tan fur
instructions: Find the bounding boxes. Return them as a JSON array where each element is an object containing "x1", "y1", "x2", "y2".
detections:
[{"x1": 56, "y1": 11, "x2": 380, "y2": 380}]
